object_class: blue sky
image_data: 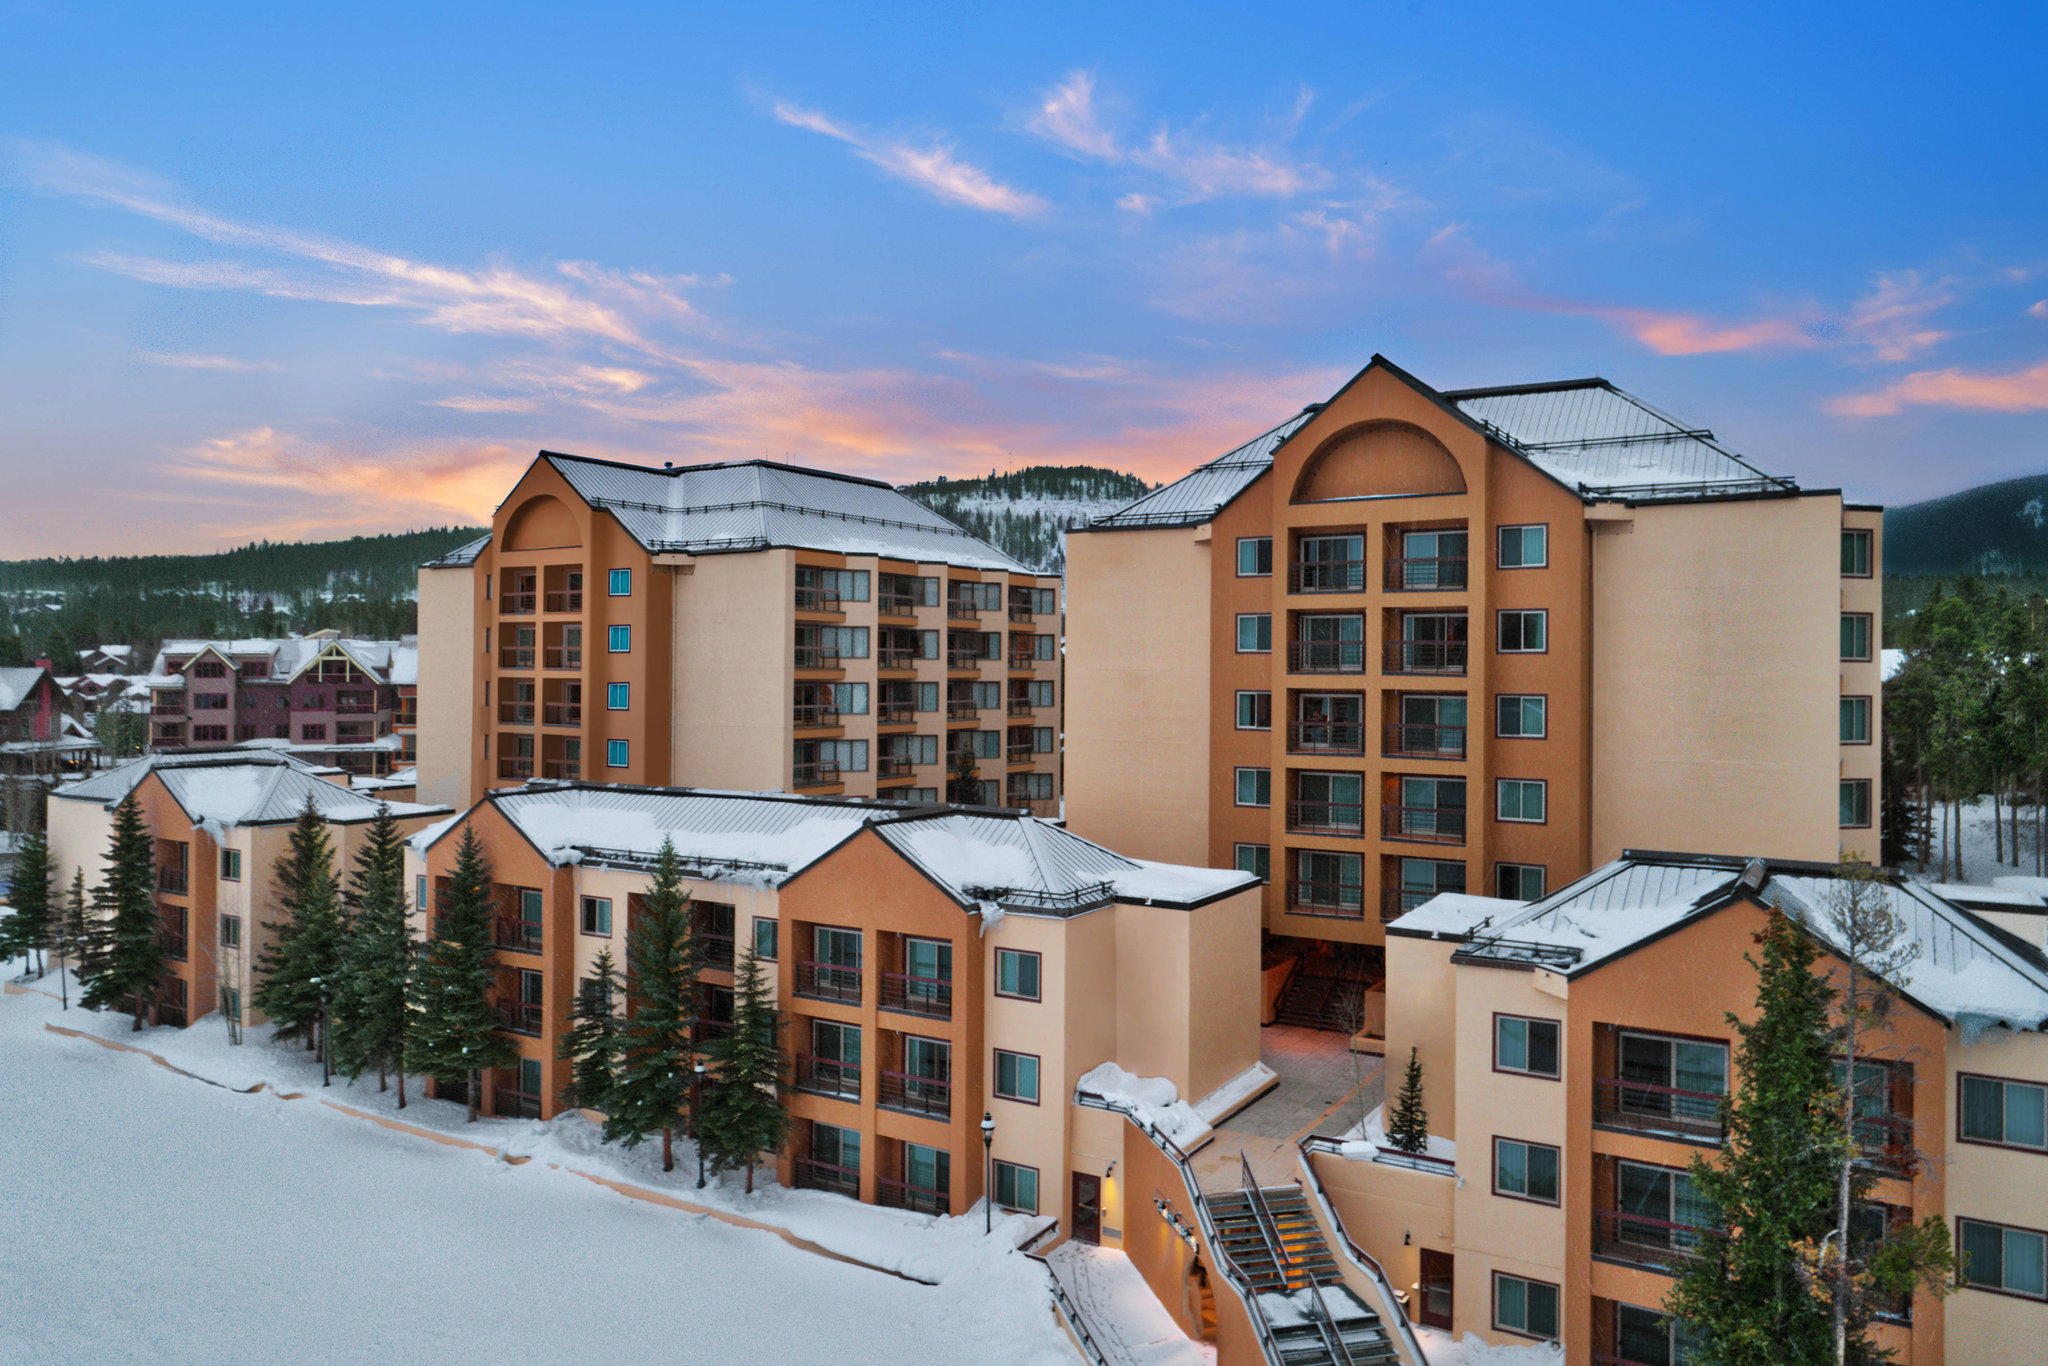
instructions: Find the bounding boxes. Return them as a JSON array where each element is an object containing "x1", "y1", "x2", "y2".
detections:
[{"x1": 3, "y1": 1, "x2": 2044, "y2": 555}]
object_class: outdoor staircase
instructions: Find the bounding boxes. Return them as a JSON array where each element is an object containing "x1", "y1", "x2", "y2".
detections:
[
  {"x1": 1208, "y1": 1187, "x2": 1340, "y2": 1291},
  {"x1": 1273, "y1": 970, "x2": 1366, "y2": 1033}
]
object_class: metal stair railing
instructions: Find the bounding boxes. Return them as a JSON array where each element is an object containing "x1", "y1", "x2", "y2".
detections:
[
  {"x1": 1239, "y1": 1153, "x2": 1357, "y2": 1366},
  {"x1": 1295, "y1": 1135, "x2": 1429, "y2": 1366}
]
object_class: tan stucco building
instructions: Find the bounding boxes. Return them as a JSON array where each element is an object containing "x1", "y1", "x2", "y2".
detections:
[
  {"x1": 1064, "y1": 356, "x2": 1882, "y2": 1032},
  {"x1": 415, "y1": 454, "x2": 1063, "y2": 816}
]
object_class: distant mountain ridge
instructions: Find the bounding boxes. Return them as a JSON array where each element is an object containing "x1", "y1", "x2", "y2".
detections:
[
  {"x1": 899, "y1": 465, "x2": 1152, "y2": 573},
  {"x1": 0, "y1": 527, "x2": 483, "y2": 598},
  {"x1": 1885, "y1": 473, "x2": 2048, "y2": 576}
]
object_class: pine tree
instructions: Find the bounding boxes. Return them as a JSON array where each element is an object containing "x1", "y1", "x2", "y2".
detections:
[
  {"x1": 558, "y1": 946, "x2": 623, "y2": 1112},
  {"x1": 1386, "y1": 1047, "x2": 1429, "y2": 1154},
  {"x1": 1, "y1": 825, "x2": 52, "y2": 977},
  {"x1": 696, "y1": 945, "x2": 789, "y2": 1193},
  {"x1": 605, "y1": 837, "x2": 699, "y2": 1171},
  {"x1": 329, "y1": 804, "x2": 415, "y2": 1105},
  {"x1": 1668, "y1": 913, "x2": 1840, "y2": 1365},
  {"x1": 80, "y1": 794, "x2": 161, "y2": 1029},
  {"x1": 408, "y1": 827, "x2": 514, "y2": 1121},
  {"x1": 251, "y1": 797, "x2": 345, "y2": 1052},
  {"x1": 947, "y1": 747, "x2": 981, "y2": 806},
  {"x1": 58, "y1": 867, "x2": 97, "y2": 1008}
]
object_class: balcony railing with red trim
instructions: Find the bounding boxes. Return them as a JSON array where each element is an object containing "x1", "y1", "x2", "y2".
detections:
[
  {"x1": 1289, "y1": 560, "x2": 1367, "y2": 593},
  {"x1": 1385, "y1": 557, "x2": 1469, "y2": 592},
  {"x1": 492, "y1": 1087, "x2": 543, "y2": 1118},
  {"x1": 495, "y1": 917, "x2": 542, "y2": 954},
  {"x1": 878, "y1": 1177, "x2": 949, "y2": 1216},
  {"x1": 1288, "y1": 640, "x2": 1368, "y2": 674},
  {"x1": 1287, "y1": 800, "x2": 1365, "y2": 834},
  {"x1": 1592, "y1": 1209, "x2": 1706, "y2": 1270},
  {"x1": 1384, "y1": 722, "x2": 1467, "y2": 759},
  {"x1": 793, "y1": 1156, "x2": 859, "y2": 1197},
  {"x1": 544, "y1": 589, "x2": 583, "y2": 613},
  {"x1": 1288, "y1": 880, "x2": 1365, "y2": 918},
  {"x1": 1288, "y1": 722, "x2": 1367, "y2": 753},
  {"x1": 792, "y1": 761, "x2": 840, "y2": 789},
  {"x1": 794, "y1": 1053, "x2": 862, "y2": 1100},
  {"x1": 794, "y1": 959, "x2": 861, "y2": 1004},
  {"x1": 1384, "y1": 639, "x2": 1468, "y2": 676},
  {"x1": 1383, "y1": 804, "x2": 1466, "y2": 844},
  {"x1": 879, "y1": 972, "x2": 951, "y2": 1020},
  {"x1": 878, "y1": 1069, "x2": 951, "y2": 1119},
  {"x1": 701, "y1": 931, "x2": 735, "y2": 972},
  {"x1": 495, "y1": 1001, "x2": 543, "y2": 1036},
  {"x1": 1593, "y1": 1077, "x2": 1726, "y2": 1142},
  {"x1": 543, "y1": 646, "x2": 581, "y2": 670}
]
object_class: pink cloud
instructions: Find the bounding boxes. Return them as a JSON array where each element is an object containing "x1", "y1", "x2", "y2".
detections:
[{"x1": 1828, "y1": 360, "x2": 2048, "y2": 417}]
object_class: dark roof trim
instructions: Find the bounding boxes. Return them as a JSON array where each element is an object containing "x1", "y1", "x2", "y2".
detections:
[
  {"x1": 1114, "y1": 877, "x2": 1260, "y2": 912},
  {"x1": 1439, "y1": 377, "x2": 1609, "y2": 400}
]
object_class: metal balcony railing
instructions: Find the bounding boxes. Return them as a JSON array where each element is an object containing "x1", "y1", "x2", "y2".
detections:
[
  {"x1": 879, "y1": 972, "x2": 951, "y2": 1020},
  {"x1": 500, "y1": 591, "x2": 537, "y2": 615},
  {"x1": 494, "y1": 917, "x2": 542, "y2": 954},
  {"x1": 1592, "y1": 1210, "x2": 1706, "y2": 1270},
  {"x1": 878, "y1": 1069, "x2": 951, "y2": 1119},
  {"x1": 792, "y1": 761, "x2": 841, "y2": 789},
  {"x1": 1383, "y1": 804, "x2": 1466, "y2": 844},
  {"x1": 878, "y1": 593, "x2": 918, "y2": 618},
  {"x1": 878, "y1": 1177, "x2": 949, "y2": 1216},
  {"x1": 794, "y1": 959, "x2": 861, "y2": 1004},
  {"x1": 1288, "y1": 640, "x2": 1368, "y2": 673},
  {"x1": 1008, "y1": 603, "x2": 1035, "y2": 622},
  {"x1": 1593, "y1": 1077, "x2": 1727, "y2": 1142},
  {"x1": 878, "y1": 755, "x2": 915, "y2": 779},
  {"x1": 157, "y1": 868, "x2": 189, "y2": 895},
  {"x1": 495, "y1": 1001, "x2": 543, "y2": 1036},
  {"x1": 792, "y1": 703, "x2": 840, "y2": 729},
  {"x1": 1287, "y1": 880, "x2": 1365, "y2": 918},
  {"x1": 1007, "y1": 697, "x2": 1034, "y2": 716},
  {"x1": 1289, "y1": 560, "x2": 1367, "y2": 593},
  {"x1": 1385, "y1": 557, "x2": 1469, "y2": 592},
  {"x1": 1288, "y1": 722, "x2": 1367, "y2": 753},
  {"x1": 1384, "y1": 722, "x2": 1467, "y2": 759},
  {"x1": 794, "y1": 586, "x2": 842, "y2": 613},
  {"x1": 499, "y1": 648, "x2": 536, "y2": 670},
  {"x1": 498, "y1": 757, "x2": 535, "y2": 781},
  {"x1": 1287, "y1": 800, "x2": 1365, "y2": 834},
  {"x1": 794, "y1": 1054, "x2": 862, "y2": 1100},
  {"x1": 946, "y1": 698, "x2": 978, "y2": 720},
  {"x1": 542, "y1": 703, "x2": 581, "y2": 727},
  {"x1": 701, "y1": 931, "x2": 735, "y2": 972},
  {"x1": 1384, "y1": 639, "x2": 1468, "y2": 676},
  {"x1": 1007, "y1": 745, "x2": 1036, "y2": 766},
  {"x1": 946, "y1": 600, "x2": 980, "y2": 619},
  {"x1": 946, "y1": 649, "x2": 980, "y2": 669},
  {"x1": 542, "y1": 761, "x2": 579, "y2": 780},
  {"x1": 793, "y1": 644, "x2": 841, "y2": 670},
  {"x1": 876, "y1": 701, "x2": 916, "y2": 724},
  {"x1": 544, "y1": 589, "x2": 583, "y2": 613},
  {"x1": 793, "y1": 1156, "x2": 859, "y2": 1198},
  {"x1": 498, "y1": 703, "x2": 535, "y2": 725},
  {"x1": 542, "y1": 646, "x2": 581, "y2": 670},
  {"x1": 159, "y1": 932, "x2": 188, "y2": 961}
]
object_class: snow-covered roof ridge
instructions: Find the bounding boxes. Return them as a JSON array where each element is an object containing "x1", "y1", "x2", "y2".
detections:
[
  {"x1": 0, "y1": 666, "x2": 49, "y2": 713},
  {"x1": 52, "y1": 749, "x2": 449, "y2": 827},
  {"x1": 148, "y1": 634, "x2": 409, "y2": 683}
]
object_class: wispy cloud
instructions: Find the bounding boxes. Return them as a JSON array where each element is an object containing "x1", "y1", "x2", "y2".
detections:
[
  {"x1": 2029, "y1": 299, "x2": 2048, "y2": 319},
  {"x1": 1839, "y1": 270, "x2": 1955, "y2": 362},
  {"x1": 771, "y1": 101, "x2": 1047, "y2": 219},
  {"x1": 162, "y1": 427, "x2": 529, "y2": 529},
  {"x1": 1828, "y1": 360, "x2": 2048, "y2": 417},
  {"x1": 139, "y1": 351, "x2": 281, "y2": 372}
]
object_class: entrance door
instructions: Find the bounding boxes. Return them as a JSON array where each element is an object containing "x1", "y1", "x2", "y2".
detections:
[
  {"x1": 1071, "y1": 1172, "x2": 1103, "y2": 1243},
  {"x1": 1418, "y1": 1249, "x2": 1454, "y2": 1330}
]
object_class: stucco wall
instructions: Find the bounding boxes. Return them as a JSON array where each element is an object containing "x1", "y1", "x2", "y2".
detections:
[
  {"x1": 414, "y1": 564, "x2": 477, "y2": 810},
  {"x1": 669, "y1": 550, "x2": 792, "y2": 791}
]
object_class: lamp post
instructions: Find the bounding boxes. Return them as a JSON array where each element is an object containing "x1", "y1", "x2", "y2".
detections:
[
  {"x1": 694, "y1": 1060, "x2": 708, "y2": 1189},
  {"x1": 980, "y1": 1110, "x2": 996, "y2": 1235}
]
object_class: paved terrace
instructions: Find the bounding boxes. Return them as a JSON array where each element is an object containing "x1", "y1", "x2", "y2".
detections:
[{"x1": 1194, "y1": 1026, "x2": 1383, "y2": 1191}]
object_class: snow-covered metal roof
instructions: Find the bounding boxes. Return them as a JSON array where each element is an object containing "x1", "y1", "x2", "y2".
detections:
[
  {"x1": 148, "y1": 633, "x2": 408, "y2": 685},
  {"x1": 53, "y1": 751, "x2": 447, "y2": 826},
  {"x1": 0, "y1": 666, "x2": 49, "y2": 713},
  {"x1": 543, "y1": 454, "x2": 1033, "y2": 573},
  {"x1": 422, "y1": 533, "x2": 491, "y2": 568},
  {"x1": 1086, "y1": 410, "x2": 1315, "y2": 530}
]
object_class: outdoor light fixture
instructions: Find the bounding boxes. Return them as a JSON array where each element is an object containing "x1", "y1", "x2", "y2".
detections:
[{"x1": 981, "y1": 1112, "x2": 996, "y2": 1234}]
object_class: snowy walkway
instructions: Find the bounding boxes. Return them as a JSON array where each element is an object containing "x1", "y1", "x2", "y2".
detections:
[
  {"x1": 1045, "y1": 1242, "x2": 1213, "y2": 1366},
  {"x1": 1196, "y1": 1026, "x2": 1379, "y2": 1190}
]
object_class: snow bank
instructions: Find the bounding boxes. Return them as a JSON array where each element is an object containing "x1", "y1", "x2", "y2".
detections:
[
  {"x1": 1076, "y1": 1062, "x2": 1209, "y2": 1149},
  {"x1": 1415, "y1": 1327, "x2": 1564, "y2": 1364},
  {"x1": 1333, "y1": 1105, "x2": 1457, "y2": 1169}
]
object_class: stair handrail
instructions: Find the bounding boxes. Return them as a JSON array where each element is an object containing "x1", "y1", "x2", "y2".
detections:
[
  {"x1": 1295, "y1": 1134, "x2": 1431, "y2": 1366},
  {"x1": 1240, "y1": 1153, "x2": 1359, "y2": 1366}
]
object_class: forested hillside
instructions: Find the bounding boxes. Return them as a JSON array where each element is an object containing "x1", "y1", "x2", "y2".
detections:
[
  {"x1": 899, "y1": 465, "x2": 1150, "y2": 572},
  {"x1": 1886, "y1": 472, "x2": 2048, "y2": 575}
]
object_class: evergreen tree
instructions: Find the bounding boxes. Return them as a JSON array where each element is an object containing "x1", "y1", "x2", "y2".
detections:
[
  {"x1": 407, "y1": 827, "x2": 513, "y2": 1121},
  {"x1": 605, "y1": 837, "x2": 700, "y2": 1171},
  {"x1": 1668, "y1": 914, "x2": 1841, "y2": 1365},
  {"x1": 251, "y1": 798, "x2": 345, "y2": 1051},
  {"x1": 58, "y1": 867, "x2": 98, "y2": 1007},
  {"x1": 947, "y1": 747, "x2": 981, "y2": 806},
  {"x1": 1, "y1": 825, "x2": 52, "y2": 977},
  {"x1": 1386, "y1": 1047, "x2": 1429, "y2": 1154},
  {"x1": 696, "y1": 945, "x2": 789, "y2": 1193},
  {"x1": 329, "y1": 805, "x2": 415, "y2": 1105},
  {"x1": 557, "y1": 945, "x2": 624, "y2": 1111},
  {"x1": 80, "y1": 795, "x2": 161, "y2": 1029}
]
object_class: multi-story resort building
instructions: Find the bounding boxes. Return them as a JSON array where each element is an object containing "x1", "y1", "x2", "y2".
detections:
[
  {"x1": 0, "y1": 664, "x2": 99, "y2": 779},
  {"x1": 145, "y1": 632, "x2": 419, "y2": 776},
  {"x1": 413, "y1": 454, "x2": 1063, "y2": 814},
  {"x1": 1065, "y1": 355, "x2": 1882, "y2": 1033},
  {"x1": 46, "y1": 750, "x2": 451, "y2": 1030},
  {"x1": 401, "y1": 781, "x2": 1262, "y2": 1225}
]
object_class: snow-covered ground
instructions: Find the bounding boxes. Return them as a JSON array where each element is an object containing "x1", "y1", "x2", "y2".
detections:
[
  {"x1": 1414, "y1": 1327, "x2": 1563, "y2": 1364},
  {"x1": 0, "y1": 974, "x2": 1078, "y2": 1363},
  {"x1": 1045, "y1": 1242, "x2": 1212, "y2": 1366},
  {"x1": 1921, "y1": 795, "x2": 2048, "y2": 886}
]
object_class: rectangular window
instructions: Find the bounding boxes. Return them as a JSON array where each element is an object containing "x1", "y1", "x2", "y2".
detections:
[
  {"x1": 1234, "y1": 767, "x2": 1271, "y2": 808},
  {"x1": 1236, "y1": 691, "x2": 1273, "y2": 730},
  {"x1": 918, "y1": 682, "x2": 940, "y2": 712},
  {"x1": 993, "y1": 1160, "x2": 1039, "y2": 1214},
  {"x1": 607, "y1": 739, "x2": 629, "y2": 769},
  {"x1": 919, "y1": 631, "x2": 940, "y2": 661},
  {"x1": 995, "y1": 948, "x2": 1041, "y2": 1000},
  {"x1": 219, "y1": 914, "x2": 241, "y2": 949},
  {"x1": 1496, "y1": 862, "x2": 1545, "y2": 901},
  {"x1": 1495, "y1": 1015, "x2": 1560, "y2": 1078},
  {"x1": 608, "y1": 625, "x2": 631, "y2": 653},
  {"x1": 1497, "y1": 610, "x2": 1547, "y2": 653},
  {"x1": 1492, "y1": 1272, "x2": 1559, "y2": 1340},
  {"x1": 1236, "y1": 613, "x2": 1273, "y2": 653},
  {"x1": 1842, "y1": 528, "x2": 1874, "y2": 577},
  {"x1": 1841, "y1": 696, "x2": 1871, "y2": 744},
  {"x1": 1959, "y1": 1218, "x2": 2048, "y2": 1300},
  {"x1": 1841, "y1": 779, "x2": 1872, "y2": 828},
  {"x1": 415, "y1": 875, "x2": 428, "y2": 911},
  {"x1": 829, "y1": 739, "x2": 871, "y2": 772},
  {"x1": 752, "y1": 917, "x2": 778, "y2": 961},
  {"x1": 1033, "y1": 634, "x2": 1055, "y2": 661},
  {"x1": 1234, "y1": 843, "x2": 1270, "y2": 883},
  {"x1": 608, "y1": 568, "x2": 632, "y2": 596},
  {"x1": 1236, "y1": 536, "x2": 1274, "y2": 576},
  {"x1": 1494, "y1": 1137, "x2": 1560, "y2": 1204},
  {"x1": 219, "y1": 849, "x2": 241, "y2": 881},
  {"x1": 1497, "y1": 525, "x2": 1549, "y2": 569},
  {"x1": 1961, "y1": 1074, "x2": 2048, "y2": 1151},
  {"x1": 970, "y1": 731, "x2": 998, "y2": 760},
  {"x1": 1841, "y1": 613, "x2": 1873, "y2": 661},
  {"x1": 1496, "y1": 695, "x2": 1547, "y2": 739},
  {"x1": 1618, "y1": 1033, "x2": 1730, "y2": 1128},
  {"x1": 1030, "y1": 680, "x2": 1054, "y2": 707},
  {"x1": 833, "y1": 682, "x2": 871, "y2": 715},
  {"x1": 607, "y1": 682, "x2": 629, "y2": 710},
  {"x1": 994, "y1": 1049, "x2": 1041, "y2": 1103},
  {"x1": 1498, "y1": 779, "x2": 1547, "y2": 824},
  {"x1": 580, "y1": 896, "x2": 612, "y2": 936}
]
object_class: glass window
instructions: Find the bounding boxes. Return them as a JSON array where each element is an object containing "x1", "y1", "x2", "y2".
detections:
[
  {"x1": 415, "y1": 875, "x2": 428, "y2": 912},
  {"x1": 1962, "y1": 1075, "x2": 2048, "y2": 1149},
  {"x1": 608, "y1": 568, "x2": 632, "y2": 596},
  {"x1": 1234, "y1": 767, "x2": 1271, "y2": 807},
  {"x1": 1842, "y1": 528, "x2": 1873, "y2": 577},
  {"x1": 918, "y1": 682, "x2": 940, "y2": 712},
  {"x1": 1841, "y1": 613, "x2": 1872, "y2": 661},
  {"x1": 995, "y1": 1050, "x2": 1040, "y2": 1102},
  {"x1": 219, "y1": 848, "x2": 241, "y2": 881},
  {"x1": 1498, "y1": 610, "x2": 1547, "y2": 653},
  {"x1": 1960, "y1": 1219, "x2": 2048, "y2": 1299},
  {"x1": 833, "y1": 682, "x2": 870, "y2": 715},
  {"x1": 1495, "y1": 1016, "x2": 1560, "y2": 1078},
  {"x1": 752, "y1": 917, "x2": 778, "y2": 961},
  {"x1": 219, "y1": 914, "x2": 241, "y2": 949},
  {"x1": 995, "y1": 948, "x2": 1041, "y2": 1000},
  {"x1": 1493, "y1": 1272, "x2": 1559, "y2": 1340},
  {"x1": 608, "y1": 625, "x2": 631, "y2": 653},
  {"x1": 1841, "y1": 696, "x2": 1871, "y2": 743},
  {"x1": 993, "y1": 1160, "x2": 1038, "y2": 1213},
  {"x1": 1236, "y1": 613, "x2": 1272, "y2": 653},
  {"x1": 607, "y1": 682, "x2": 629, "y2": 710},
  {"x1": 1496, "y1": 695, "x2": 1546, "y2": 739},
  {"x1": 607, "y1": 739, "x2": 629, "y2": 768},
  {"x1": 1496, "y1": 863, "x2": 1545, "y2": 900},
  {"x1": 1620, "y1": 1034, "x2": 1729, "y2": 1126},
  {"x1": 1237, "y1": 536, "x2": 1274, "y2": 576},
  {"x1": 580, "y1": 896, "x2": 612, "y2": 936},
  {"x1": 1494, "y1": 1138, "x2": 1560, "y2": 1203},
  {"x1": 1233, "y1": 843, "x2": 1270, "y2": 883},
  {"x1": 1236, "y1": 691, "x2": 1272, "y2": 730},
  {"x1": 1841, "y1": 779, "x2": 1872, "y2": 828},
  {"x1": 1498, "y1": 779, "x2": 1547, "y2": 823},
  {"x1": 1497, "y1": 525, "x2": 1548, "y2": 569}
]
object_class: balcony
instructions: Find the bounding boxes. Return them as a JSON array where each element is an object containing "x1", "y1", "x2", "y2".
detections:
[
  {"x1": 1289, "y1": 560, "x2": 1367, "y2": 594},
  {"x1": 1385, "y1": 557, "x2": 1469, "y2": 592},
  {"x1": 544, "y1": 589, "x2": 583, "y2": 613},
  {"x1": 492, "y1": 1087, "x2": 542, "y2": 1119},
  {"x1": 878, "y1": 1177, "x2": 949, "y2": 1216},
  {"x1": 876, "y1": 701, "x2": 916, "y2": 725},
  {"x1": 1007, "y1": 652, "x2": 1035, "y2": 671},
  {"x1": 702, "y1": 930, "x2": 735, "y2": 972},
  {"x1": 1384, "y1": 640, "x2": 1468, "y2": 676},
  {"x1": 495, "y1": 1001, "x2": 543, "y2": 1036},
  {"x1": 1287, "y1": 800, "x2": 1364, "y2": 835},
  {"x1": 946, "y1": 600, "x2": 980, "y2": 620},
  {"x1": 794, "y1": 959, "x2": 862, "y2": 1004},
  {"x1": 494, "y1": 917, "x2": 542, "y2": 954},
  {"x1": 1007, "y1": 697, "x2": 1034, "y2": 717},
  {"x1": 1594, "y1": 1078, "x2": 1726, "y2": 1143},
  {"x1": 794, "y1": 1053, "x2": 862, "y2": 1100},
  {"x1": 878, "y1": 1070, "x2": 951, "y2": 1119},
  {"x1": 1289, "y1": 641, "x2": 1368, "y2": 674},
  {"x1": 946, "y1": 649, "x2": 980, "y2": 670},
  {"x1": 792, "y1": 761, "x2": 840, "y2": 789},
  {"x1": 498, "y1": 702, "x2": 535, "y2": 725},
  {"x1": 542, "y1": 703, "x2": 581, "y2": 728},
  {"x1": 1008, "y1": 603, "x2": 1035, "y2": 623},
  {"x1": 1383, "y1": 805, "x2": 1466, "y2": 844},
  {"x1": 946, "y1": 699, "x2": 978, "y2": 721},
  {"x1": 1384, "y1": 722, "x2": 1467, "y2": 760},
  {"x1": 543, "y1": 646, "x2": 581, "y2": 671},
  {"x1": 794, "y1": 586, "x2": 842, "y2": 613},
  {"x1": 793, "y1": 703, "x2": 840, "y2": 730},
  {"x1": 497, "y1": 757, "x2": 535, "y2": 782},
  {"x1": 1288, "y1": 722, "x2": 1367, "y2": 754},
  {"x1": 159, "y1": 931, "x2": 188, "y2": 961},
  {"x1": 156, "y1": 868, "x2": 189, "y2": 896},
  {"x1": 878, "y1": 755, "x2": 915, "y2": 780},
  {"x1": 793, "y1": 1156, "x2": 860, "y2": 1198},
  {"x1": 499, "y1": 648, "x2": 536, "y2": 670},
  {"x1": 1381, "y1": 887, "x2": 1439, "y2": 923},
  {"x1": 542, "y1": 761, "x2": 580, "y2": 780},
  {"x1": 1288, "y1": 881, "x2": 1365, "y2": 919},
  {"x1": 500, "y1": 591, "x2": 537, "y2": 615},
  {"x1": 878, "y1": 592, "x2": 918, "y2": 618},
  {"x1": 879, "y1": 971, "x2": 952, "y2": 1020},
  {"x1": 794, "y1": 645, "x2": 841, "y2": 670},
  {"x1": 1593, "y1": 1210, "x2": 1704, "y2": 1273},
  {"x1": 1007, "y1": 745, "x2": 1036, "y2": 767},
  {"x1": 152, "y1": 701, "x2": 186, "y2": 717},
  {"x1": 335, "y1": 701, "x2": 378, "y2": 716},
  {"x1": 1009, "y1": 796, "x2": 1058, "y2": 817}
]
